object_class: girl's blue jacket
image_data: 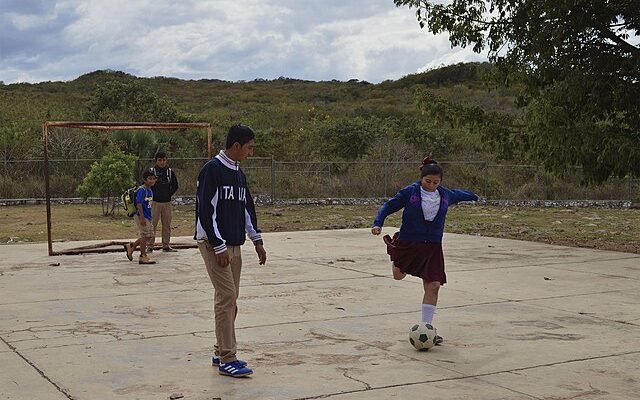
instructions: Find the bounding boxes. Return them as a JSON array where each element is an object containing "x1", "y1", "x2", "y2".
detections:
[{"x1": 373, "y1": 182, "x2": 478, "y2": 243}]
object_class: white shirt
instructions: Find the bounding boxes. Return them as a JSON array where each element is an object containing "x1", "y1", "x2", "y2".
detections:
[{"x1": 420, "y1": 187, "x2": 440, "y2": 221}]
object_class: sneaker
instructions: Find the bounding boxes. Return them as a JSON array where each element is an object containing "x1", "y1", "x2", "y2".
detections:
[
  {"x1": 162, "y1": 246, "x2": 178, "y2": 252},
  {"x1": 138, "y1": 255, "x2": 156, "y2": 265},
  {"x1": 124, "y1": 243, "x2": 134, "y2": 261},
  {"x1": 218, "y1": 360, "x2": 253, "y2": 377},
  {"x1": 435, "y1": 335, "x2": 444, "y2": 345},
  {"x1": 212, "y1": 356, "x2": 247, "y2": 368}
]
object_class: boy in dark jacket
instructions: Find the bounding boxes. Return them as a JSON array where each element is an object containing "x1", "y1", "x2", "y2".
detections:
[
  {"x1": 150, "y1": 151, "x2": 179, "y2": 252},
  {"x1": 195, "y1": 124, "x2": 267, "y2": 378}
]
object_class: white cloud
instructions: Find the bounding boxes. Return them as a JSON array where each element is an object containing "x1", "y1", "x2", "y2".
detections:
[
  {"x1": 0, "y1": 0, "x2": 487, "y2": 84},
  {"x1": 419, "y1": 47, "x2": 488, "y2": 73}
]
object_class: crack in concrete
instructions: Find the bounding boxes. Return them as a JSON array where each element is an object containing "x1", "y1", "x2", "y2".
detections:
[
  {"x1": 5, "y1": 321, "x2": 145, "y2": 344},
  {"x1": 294, "y1": 350, "x2": 640, "y2": 400},
  {"x1": 0, "y1": 288, "x2": 207, "y2": 306},
  {"x1": 286, "y1": 258, "x2": 378, "y2": 277},
  {"x1": 0, "y1": 275, "x2": 377, "y2": 307},
  {"x1": 3, "y1": 308, "x2": 420, "y2": 351},
  {"x1": 281, "y1": 254, "x2": 640, "y2": 285},
  {"x1": 0, "y1": 335, "x2": 74, "y2": 400},
  {"x1": 511, "y1": 297, "x2": 640, "y2": 328},
  {"x1": 443, "y1": 255, "x2": 640, "y2": 275},
  {"x1": 515, "y1": 288, "x2": 631, "y2": 303},
  {"x1": 475, "y1": 375, "x2": 544, "y2": 400},
  {"x1": 545, "y1": 385, "x2": 609, "y2": 399},
  {"x1": 339, "y1": 367, "x2": 372, "y2": 390},
  {"x1": 250, "y1": 276, "x2": 372, "y2": 287}
]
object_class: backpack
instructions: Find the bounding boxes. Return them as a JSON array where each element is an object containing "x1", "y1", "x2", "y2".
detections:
[
  {"x1": 151, "y1": 167, "x2": 172, "y2": 184},
  {"x1": 121, "y1": 186, "x2": 138, "y2": 217}
]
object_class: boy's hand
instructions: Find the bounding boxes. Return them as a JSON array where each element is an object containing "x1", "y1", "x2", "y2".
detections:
[
  {"x1": 255, "y1": 244, "x2": 267, "y2": 265},
  {"x1": 371, "y1": 226, "x2": 381, "y2": 235},
  {"x1": 216, "y1": 250, "x2": 230, "y2": 268}
]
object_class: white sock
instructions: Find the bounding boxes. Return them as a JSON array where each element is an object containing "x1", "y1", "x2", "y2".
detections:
[{"x1": 422, "y1": 304, "x2": 436, "y2": 324}]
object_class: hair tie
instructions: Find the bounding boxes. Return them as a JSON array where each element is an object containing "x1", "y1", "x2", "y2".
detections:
[{"x1": 420, "y1": 155, "x2": 439, "y2": 170}]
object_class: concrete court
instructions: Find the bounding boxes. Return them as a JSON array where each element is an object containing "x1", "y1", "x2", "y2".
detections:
[{"x1": 1, "y1": 229, "x2": 639, "y2": 400}]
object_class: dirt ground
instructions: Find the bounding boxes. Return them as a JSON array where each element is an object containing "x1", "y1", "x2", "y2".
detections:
[{"x1": 1, "y1": 204, "x2": 639, "y2": 253}]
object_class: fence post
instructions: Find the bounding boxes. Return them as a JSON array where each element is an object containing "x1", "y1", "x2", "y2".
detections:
[
  {"x1": 271, "y1": 156, "x2": 276, "y2": 203},
  {"x1": 383, "y1": 161, "x2": 388, "y2": 198},
  {"x1": 328, "y1": 162, "x2": 332, "y2": 197},
  {"x1": 630, "y1": 174, "x2": 633, "y2": 201},
  {"x1": 483, "y1": 161, "x2": 489, "y2": 199}
]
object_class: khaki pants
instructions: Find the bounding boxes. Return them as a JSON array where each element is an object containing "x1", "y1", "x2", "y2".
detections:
[
  {"x1": 151, "y1": 202, "x2": 172, "y2": 247},
  {"x1": 134, "y1": 217, "x2": 154, "y2": 239},
  {"x1": 198, "y1": 242, "x2": 242, "y2": 363}
]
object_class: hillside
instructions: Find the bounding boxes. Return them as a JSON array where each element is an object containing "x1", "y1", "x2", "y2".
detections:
[
  {"x1": 0, "y1": 62, "x2": 536, "y2": 199},
  {"x1": 0, "y1": 62, "x2": 520, "y2": 162}
]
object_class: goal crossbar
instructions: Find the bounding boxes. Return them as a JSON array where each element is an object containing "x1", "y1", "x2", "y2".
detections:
[{"x1": 43, "y1": 121, "x2": 213, "y2": 256}]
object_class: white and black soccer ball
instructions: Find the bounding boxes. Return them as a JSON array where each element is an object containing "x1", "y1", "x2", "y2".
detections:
[{"x1": 409, "y1": 322, "x2": 437, "y2": 350}]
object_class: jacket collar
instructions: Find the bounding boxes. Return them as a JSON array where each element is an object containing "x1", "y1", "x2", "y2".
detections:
[
  {"x1": 414, "y1": 181, "x2": 444, "y2": 195},
  {"x1": 215, "y1": 150, "x2": 239, "y2": 171}
]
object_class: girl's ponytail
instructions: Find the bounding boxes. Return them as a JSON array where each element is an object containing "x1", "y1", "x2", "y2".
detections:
[{"x1": 420, "y1": 154, "x2": 443, "y2": 178}]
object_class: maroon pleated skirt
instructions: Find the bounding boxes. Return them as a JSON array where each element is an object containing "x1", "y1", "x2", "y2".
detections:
[{"x1": 383, "y1": 232, "x2": 446, "y2": 284}]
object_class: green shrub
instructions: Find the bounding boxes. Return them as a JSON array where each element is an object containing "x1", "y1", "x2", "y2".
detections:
[{"x1": 77, "y1": 150, "x2": 136, "y2": 215}]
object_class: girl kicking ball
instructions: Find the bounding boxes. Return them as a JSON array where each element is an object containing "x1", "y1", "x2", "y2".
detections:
[{"x1": 371, "y1": 157, "x2": 478, "y2": 345}]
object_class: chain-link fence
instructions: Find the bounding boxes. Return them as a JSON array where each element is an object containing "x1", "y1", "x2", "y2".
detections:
[{"x1": 1, "y1": 157, "x2": 638, "y2": 201}]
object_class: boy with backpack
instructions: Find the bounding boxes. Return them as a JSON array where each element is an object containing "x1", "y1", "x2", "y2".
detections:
[
  {"x1": 125, "y1": 169, "x2": 157, "y2": 264},
  {"x1": 149, "y1": 151, "x2": 179, "y2": 252}
]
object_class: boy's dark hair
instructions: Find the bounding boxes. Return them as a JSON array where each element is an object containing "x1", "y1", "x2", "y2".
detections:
[
  {"x1": 225, "y1": 124, "x2": 255, "y2": 149},
  {"x1": 142, "y1": 168, "x2": 156, "y2": 181},
  {"x1": 154, "y1": 151, "x2": 167, "y2": 160},
  {"x1": 420, "y1": 156, "x2": 443, "y2": 178}
]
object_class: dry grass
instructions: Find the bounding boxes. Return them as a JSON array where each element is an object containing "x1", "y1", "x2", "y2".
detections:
[{"x1": 1, "y1": 204, "x2": 638, "y2": 253}]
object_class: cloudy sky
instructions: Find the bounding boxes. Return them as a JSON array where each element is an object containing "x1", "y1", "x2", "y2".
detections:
[{"x1": 0, "y1": 0, "x2": 487, "y2": 84}]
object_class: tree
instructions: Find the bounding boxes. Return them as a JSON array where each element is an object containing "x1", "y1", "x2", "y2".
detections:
[
  {"x1": 0, "y1": 121, "x2": 36, "y2": 163},
  {"x1": 87, "y1": 80, "x2": 191, "y2": 123},
  {"x1": 48, "y1": 127, "x2": 96, "y2": 159},
  {"x1": 395, "y1": 0, "x2": 640, "y2": 182},
  {"x1": 87, "y1": 80, "x2": 194, "y2": 159},
  {"x1": 77, "y1": 150, "x2": 136, "y2": 216},
  {"x1": 314, "y1": 117, "x2": 383, "y2": 159}
]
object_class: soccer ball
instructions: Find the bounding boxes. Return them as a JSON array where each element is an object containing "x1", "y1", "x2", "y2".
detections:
[{"x1": 409, "y1": 322, "x2": 437, "y2": 350}]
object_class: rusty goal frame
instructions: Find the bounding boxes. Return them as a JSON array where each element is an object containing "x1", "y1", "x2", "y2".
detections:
[{"x1": 43, "y1": 121, "x2": 212, "y2": 256}]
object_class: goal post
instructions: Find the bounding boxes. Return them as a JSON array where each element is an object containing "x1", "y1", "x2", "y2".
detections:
[{"x1": 43, "y1": 121, "x2": 213, "y2": 256}]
